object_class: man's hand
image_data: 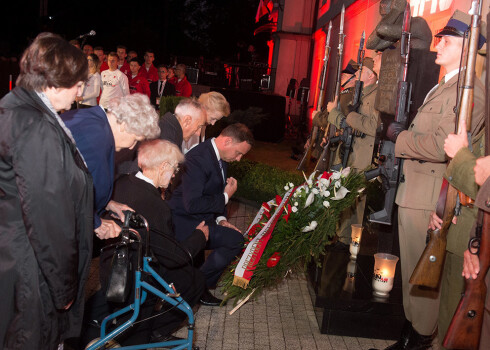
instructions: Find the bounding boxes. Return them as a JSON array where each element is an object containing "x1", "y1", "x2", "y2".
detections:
[
  {"x1": 474, "y1": 155, "x2": 490, "y2": 186},
  {"x1": 311, "y1": 110, "x2": 319, "y2": 121},
  {"x1": 326, "y1": 97, "x2": 338, "y2": 113},
  {"x1": 304, "y1": 138, "x2": 310, "y2": 150},
  {"x1": 219, "y1": 219, "x2": 242, "y2": 233},
  {"x1": 428, "y1": 211, "x2": 443, "y2": 230},
  {"x1": 386, "y1": 122, "x2": 404, "y2": 143},
  {"x1": 462, "y1": 248, "x2": 480, "y2": 279},
  {"x1": 196, "y1": 221, "x2": 209, "y2": 241},
  {"x1": 444, "y1": 120, "x2": 468, "y2": 158},
  {"x1": 95, "y1": 218, "x2": 122, "y2": 240},
  {"x1": 224, "y1": 177, "x2": 238, "y2": 198},
  {"x1": 106, "y1": 200, "x2": 134, "y2": 222}
]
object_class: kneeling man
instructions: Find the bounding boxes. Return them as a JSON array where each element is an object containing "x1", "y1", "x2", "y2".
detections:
[{"x1": 168, "y1": 123, "x2": 254, "y2": 305}]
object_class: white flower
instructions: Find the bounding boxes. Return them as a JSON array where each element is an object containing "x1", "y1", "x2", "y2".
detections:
[
  {"x1": 305, "y1": 187, "x2": 309, "y2": 194},
  {"x1": 293, "y1": 192, "x2": 298, "y2": 197},
  {"x1": 335, "y1": 180, "x2": 341, "y2": 188},
  {"x1": 301, "y1": 221, "x2": 318, "y2": 232},
  {"x1": 304, "y1": 192, "x2": 315, "y2": 208},
  {"x1": 307, "y1": 179, "x2": 313, "y2": 187},
  {"x1": 319, "y1": 178, "x2": 330, "y2": 187},
  {"x1": 284, "y1": 185, "x2": 289, "y2": 191},
  {"x1": 341, "y1": 167, "x2": 351, "y2": 177},
  {"x1": 307, "y1": 171, "x2": 317, "y2": 183},
  {"x1": 323, "y1": 190, "x2": 330, "y2": 197},
  {"x1": 323, "y1": 200, "x2": 330, "y2": 208},
  {"x1": 289, "y1": 182, "x2": 294, "y2": 188},
  {"x1": 331, "y1": 172, "x2": 341, "y2": 180},
  {"x1": 294, "y1": 202, "x2": 298, "y2": 206},
  {"x1": 332, "y1": 186, "x2": 350, "y2": 200},
  {"x1": 292, "y1": 206, "x2": 298, "y2": 213},
  {"x1": 312, "y1": 188, "x2": 319, "y2": 195}
]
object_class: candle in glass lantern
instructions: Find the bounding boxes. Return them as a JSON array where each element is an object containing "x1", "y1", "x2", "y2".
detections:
[
  {"x1": 372, "y1": 253, "x2": 399, "y2": 296},
  {"x1": 349, "y1": 224, "x2": 363, "y2": 259}
]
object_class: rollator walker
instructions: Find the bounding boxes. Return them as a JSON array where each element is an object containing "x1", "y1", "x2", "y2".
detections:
[{"x1": 86, "y1": 211, "x2": 198, "y2": 350}]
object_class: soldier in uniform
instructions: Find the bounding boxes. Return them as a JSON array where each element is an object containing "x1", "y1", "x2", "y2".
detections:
[
  {"x1": 308, "y1": 60, "x2": 358, "y2": 161},
  {"x1": 325, "y1": 54, "x2": 381, "y2": 247},
  {"x1": 385, "y1": 11, "x2": 486, "y2": 349}
]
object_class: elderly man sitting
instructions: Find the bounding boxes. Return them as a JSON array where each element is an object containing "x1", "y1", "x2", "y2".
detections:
[{"x1": 107, "y1": 139, "x2": 209, "y2": 344}]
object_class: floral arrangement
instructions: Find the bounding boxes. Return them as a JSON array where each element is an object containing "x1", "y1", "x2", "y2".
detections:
[{"x1": 221, "y1": 168, "x2": 365, "y2": 305}]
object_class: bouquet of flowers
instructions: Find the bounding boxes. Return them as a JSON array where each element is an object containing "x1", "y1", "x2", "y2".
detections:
[{"x1": 221, "y1": 168, "x2": 365, "y2": 305}]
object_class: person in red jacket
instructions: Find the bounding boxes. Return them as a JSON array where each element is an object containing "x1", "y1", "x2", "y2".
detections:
[
  {"x1": 128, "y1": 58, "x2": 151, "y2": 98},
  {"x1": 174, "y1": 63, "x2": 192, "y2": 97},
  {"x1": 139, "y1": 50, "x2": 159, "y2": 83}
]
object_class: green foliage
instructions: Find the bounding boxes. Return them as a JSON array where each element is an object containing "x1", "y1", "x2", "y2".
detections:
[
  {"x1": 220, "y1": 169, "x2": 366, "y2": 304},
  {"x1": 228, "y1": 159, "x2": 304, "y2": 204},
  {"x1": 159, "y1": 96, "x2": 185, "y2": 117}
]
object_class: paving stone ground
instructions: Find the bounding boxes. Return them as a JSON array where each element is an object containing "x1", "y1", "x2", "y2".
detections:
[{"x1": 173, "y1": 200, "x2": 396, "y2": 350}]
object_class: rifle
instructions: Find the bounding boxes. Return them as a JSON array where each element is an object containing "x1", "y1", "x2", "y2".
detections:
[
  {"x1": 364, "y1": 2, "x2": 412, "y2": 225},
  {"x1": 297, "y1": 21, "x2": 333, "y2": 171},
  {"x1": 410, "y1": 0, "x2": 482, "y2": 288},
  {"x1": 336, "y1": 30, "x2": 365, "y2": 170},
  {"x1": 314, "y1": 6, "x2": 345, "y2": 172},
  {"x1": 443, "y1": 210, "x2": 489, "y2": 349}
]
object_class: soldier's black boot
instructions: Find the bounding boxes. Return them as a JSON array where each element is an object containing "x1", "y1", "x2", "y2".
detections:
[
  {"x1": 404, "y1": 328, "x2": 434, "y2": 350},
  {"x1": 384, "y1": 320, "x2": 412, "y2": 350}
]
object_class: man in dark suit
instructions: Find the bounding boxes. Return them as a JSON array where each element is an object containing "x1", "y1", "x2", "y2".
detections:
[
  {"x1": 168, "y1": 123, "x2": 254, "y2": 305},
  {"x1": 150, "y1": 65, "x2": 176, "y2": 109}
]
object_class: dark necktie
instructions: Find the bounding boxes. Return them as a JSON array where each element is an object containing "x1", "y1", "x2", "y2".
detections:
[{"x1": 218, "y1": 159, "x2": 224, "y2": 181}]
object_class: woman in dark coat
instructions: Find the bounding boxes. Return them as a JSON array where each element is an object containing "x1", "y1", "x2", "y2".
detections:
[{"x1": 0, "y1": 33, "x2": 93, "y2": 349}]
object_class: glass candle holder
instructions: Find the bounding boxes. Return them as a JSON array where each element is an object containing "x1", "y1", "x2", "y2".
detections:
[
  {"x1": 342, "y1": 260, "x2": 357, "y2": 294},
  {"x1": 349, "y1": 224, "x2": 363, "y2": 259},
  {"x1": 372, "y1": 253, "x2": 399, "y2": 297}
]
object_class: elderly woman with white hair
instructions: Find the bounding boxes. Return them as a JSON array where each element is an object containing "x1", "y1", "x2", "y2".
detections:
[
  {"x1": 62, "y1": 93, "x2": 161, "y2": 239},
  {"x1": 103, "y1": 139, "x2": 209, "y2": 343}
]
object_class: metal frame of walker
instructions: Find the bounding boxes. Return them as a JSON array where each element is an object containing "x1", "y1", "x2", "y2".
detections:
[{"x1": 86, "y1": 212, "x2": 196, "y2": 350}]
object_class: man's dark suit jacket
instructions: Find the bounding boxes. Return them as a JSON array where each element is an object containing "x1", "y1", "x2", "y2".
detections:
[
  {"x1": 159, "y1": 112, "x2": 183, "y2": 149},
  {"x1": 150, "y1": 80, "x2": 176, "y2": 109},
  {"x1": 168, "y1": 138, "x2": 227, "y2": 241},
  {"x1": 111, "y1": 174, "x2": 206, "y2": 267}
]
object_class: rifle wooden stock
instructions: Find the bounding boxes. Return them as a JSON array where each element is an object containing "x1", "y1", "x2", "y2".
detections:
[
  {"x1": 314, "y1": 124, "x2": 337, "y2": 172},
  {"x1": 410, "y1": 183, "x2": 458, "y2": 288},
  {"x1": 443, "y1": 210, "x2": 489, "y2": 349},
  {"x1": 297, "y1": 126, "x2": 318, "y2": 171}
]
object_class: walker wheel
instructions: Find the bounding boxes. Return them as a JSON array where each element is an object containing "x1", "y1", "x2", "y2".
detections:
[{"x1": 85, "y1": 338, "x2": 121, "y2": 349}]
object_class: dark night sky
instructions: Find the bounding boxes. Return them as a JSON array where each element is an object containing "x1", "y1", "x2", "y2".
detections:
[{"x1": 2, "y1": 0, "x2": 265, "y2": 64}]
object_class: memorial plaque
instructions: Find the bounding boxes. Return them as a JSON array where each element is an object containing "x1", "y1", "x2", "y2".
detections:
[{"x1": 375, "y1": 46, "x2": 439, "y2": 123}]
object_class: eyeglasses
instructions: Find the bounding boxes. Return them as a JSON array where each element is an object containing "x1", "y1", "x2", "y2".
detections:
[{"x1": 167, "y1": 162, "x2": 180, "y2": 173}]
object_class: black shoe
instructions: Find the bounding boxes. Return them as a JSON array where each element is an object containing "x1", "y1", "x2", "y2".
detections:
[
  {"x1": 384, "y1": 320, "x2": 412, "y2": 350},
  {"x1": 150, "y1": 333, "x2": 184, "y2": 343},
  {"x1": 199, "y1": 289, "x2": 222, "y2": 306}
]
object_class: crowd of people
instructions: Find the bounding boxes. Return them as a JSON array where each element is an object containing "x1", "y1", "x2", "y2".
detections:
[
  {"x1": 0, "y1": 32, "x2": 253, "y2": 348},
  {"x1": 68, "y1": 40, "x2": 193, "y2": 110}
]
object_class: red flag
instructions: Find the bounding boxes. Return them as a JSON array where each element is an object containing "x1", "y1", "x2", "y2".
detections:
[{"x1": 255, "y1": 0, "x2": 273, "y2": 23}]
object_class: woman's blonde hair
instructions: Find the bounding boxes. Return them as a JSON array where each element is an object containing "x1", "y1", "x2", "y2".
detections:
[
  {"x1": 138, "y1": 139, "x2": 184, "y2": 170},
  {"x1": 198, "y1": 91, "x2": 230, "y2": 119},
  {"x1": 106, "y1": 93, "x2": 160, "y2": 139}
]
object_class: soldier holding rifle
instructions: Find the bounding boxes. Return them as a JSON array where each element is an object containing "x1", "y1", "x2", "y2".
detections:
[
  {"x1": 384, "y1": 10, "x2": 486, "y2": 349},
  {"x1": 307, "y1": 60, "x2": 357, "y2": 165},
  {"x1": 323, "y1": 55, "x2": 381, "y2": 247}
]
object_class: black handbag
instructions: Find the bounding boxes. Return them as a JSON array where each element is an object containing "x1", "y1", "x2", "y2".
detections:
[{"x1": 105, "y1": 241, "x2": 131, "y2": 303}]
